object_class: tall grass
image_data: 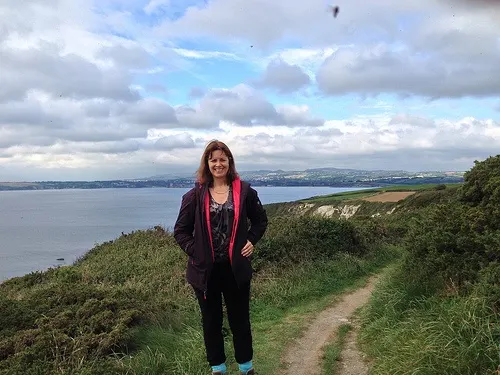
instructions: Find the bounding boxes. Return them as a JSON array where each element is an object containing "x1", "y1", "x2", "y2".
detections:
[
  {"x1": 358, "y1": 157, "x2": 499, "y2": 375},
  {"x1": 121, "y1": 244, "x2": 397, "y2": 375},
  {"x1": 359, "y1": 264, "x2": 500, "y2": 375}
]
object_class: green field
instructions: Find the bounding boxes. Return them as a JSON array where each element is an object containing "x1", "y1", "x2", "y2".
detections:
[{"x1": 301, "y1": 183, "x2": 462, "y2": 203}]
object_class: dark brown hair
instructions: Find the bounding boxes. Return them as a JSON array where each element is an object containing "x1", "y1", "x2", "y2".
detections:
[{"x1": 196, "y1": 140, "x2": 239, "y2": 185}]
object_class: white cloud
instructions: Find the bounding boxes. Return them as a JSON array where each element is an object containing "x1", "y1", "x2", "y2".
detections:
[
  {"x1": 0, "y1": 0, "x2": 499, "y2": 180},
  {"x1": 226, "y1": 116, "x2": 500, "y2": 172},
  {"x1": 153, "y1": 0, "x2": 433, "y2": 47},
  {"x1": 154, "y1": 0, "x2": 500, "y2": 99},
  {"x1": 124, "y1": 98, "x2": 177, "y2": 126},
  {"x1": 196, "y1": 84, "x2": 324, "y2": 127},
  {"x1": 252, "y1": 59, "x2": 311, "y2": 93},
  {"x1": 260, "y1": 47, "x2": 337, "y2": 78},
  {"x1": 316, "y1": 21, "x2": 500, "y2": 98},
  {"x1": 173, "y1": 48, "x2": 242, "y2": 61},
  {"x1": 2, "y1": 113, "x2": 498, "y2": 179},
  {"x1": 155, "y1": 133, "x2": 196, "y2": 150},
  {"x1": 144, "y1": 0, "x2": 171, "y2": 15}
]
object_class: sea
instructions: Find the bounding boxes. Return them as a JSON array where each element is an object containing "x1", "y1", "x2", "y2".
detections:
[{"x1": 0, "y1": 186, "x2": 366, "y2": 282}]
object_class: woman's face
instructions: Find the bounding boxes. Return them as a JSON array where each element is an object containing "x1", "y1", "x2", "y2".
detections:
[{"x1": 208, "y1": 150, "x2": 230, "y2": 180}]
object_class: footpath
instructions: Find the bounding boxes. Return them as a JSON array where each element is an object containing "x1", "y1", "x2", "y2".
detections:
[{"x1": 279, "y1": 276, "x2": 379, "y2": 375}]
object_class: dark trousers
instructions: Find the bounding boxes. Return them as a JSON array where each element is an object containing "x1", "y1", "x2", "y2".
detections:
[{"x1": 194, "y1": 261, "x2": 253, "y2": 366}]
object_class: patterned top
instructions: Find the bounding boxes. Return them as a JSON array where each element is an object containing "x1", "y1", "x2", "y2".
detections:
[{"x1": 209, "y1": 186, "x2": 234, "y2": 263}]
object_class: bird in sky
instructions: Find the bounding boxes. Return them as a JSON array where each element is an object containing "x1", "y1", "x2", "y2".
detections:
[{"x1": 330, "y1": 5, "x2": 339, "y2": 17}]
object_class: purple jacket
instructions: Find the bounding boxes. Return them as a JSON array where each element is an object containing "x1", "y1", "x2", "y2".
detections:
[{"x1": 174, "y1": 178, "x2": 268, "y2": 292}]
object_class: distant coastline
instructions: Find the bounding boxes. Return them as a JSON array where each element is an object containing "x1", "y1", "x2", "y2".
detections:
[
  {"x1": 0, "y1": 167, "x2": 465, "y2": 191},
  {"x1": 0, "y1": 176, "x2": 464, "y2": 191}
]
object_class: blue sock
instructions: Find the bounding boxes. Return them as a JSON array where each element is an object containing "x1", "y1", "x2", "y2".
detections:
[
  {"x1": 211, "y1": 363, "x2": 227, "y2": 373},
  {"x1": 239, "y1": 360, "x2": 253, "y2": 373}
]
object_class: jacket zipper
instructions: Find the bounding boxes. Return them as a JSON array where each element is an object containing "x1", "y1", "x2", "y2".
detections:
[
  {"x1": 203, "y1": 186, "x2": 215, "y2": 263},
  {"x1": 200, "y1": 184, "x2": 213, "y2": 297},
  {"x1": 200, "y1": 179, "x2": 246, "y2": 298},
  {"x1": 228, "y1": 179, "x2": 241, "y2": 264}
]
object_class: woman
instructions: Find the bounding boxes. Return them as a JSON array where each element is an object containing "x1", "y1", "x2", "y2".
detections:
[{"x1": 174, "y1": 140, "x2": 268, "y2": 375}]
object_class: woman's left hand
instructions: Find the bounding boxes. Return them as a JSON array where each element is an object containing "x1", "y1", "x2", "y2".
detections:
[{"x1": 241, "y1": 240, "x2": 254, "y2": 257}]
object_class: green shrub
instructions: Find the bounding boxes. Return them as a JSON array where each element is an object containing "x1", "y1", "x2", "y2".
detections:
[
  {"x1": 254, "y1": 216, "x2": 374, "y2": 269},
  {"x1": 459, "y1": 154, "x2": 500, "y2": 230},
  {"x1": 0, "y1": 282, "x2": 141, "y2": 373},
  {"x1": 401, "y1": 155, "x2": 500, "y2": 297},
  {"x1": 403, "y1": 203, "x2": 484, "y2": 293},
  {"x1": 459, "y1": 155, "x2": 500, "y2": 206},
  {"x1": 0, "y1": 227, "x2": 187, "y2": 375},
  {"x1": 399, "y1": 187, "x2": 459, "y2": 209},
  {"x1": 473, "y1": 261, "x2": 500, "y2": 313},
  {"x1": 359, "y1": 155, "x2": 500, "y2": 375}
]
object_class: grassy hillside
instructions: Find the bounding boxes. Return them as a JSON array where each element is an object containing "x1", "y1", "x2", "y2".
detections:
[
  {"x1": 1, "y1": 170, "x2": 497, "y2": 375},
  {"x1": 358, "y1": 156, "x2": 500, "y2": 375},
  {"x1": 0, "y1": 213, "x2": 395, "y2": 374},
  {"x1": 264, "y1": 183, "x2": 461, "y2": 220},
  {"x1": 264, "y1": 175, "x2": 499, "y2": 375}
]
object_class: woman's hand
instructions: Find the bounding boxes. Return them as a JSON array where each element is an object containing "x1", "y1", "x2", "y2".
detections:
[{"x1": 241, "y1": 240, "x2": 254, "y2": 257}]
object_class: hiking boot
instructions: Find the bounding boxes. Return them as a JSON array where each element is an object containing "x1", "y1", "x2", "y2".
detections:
[{"x1": 240, "y1": 370, "x2": 255, "y2": 375}]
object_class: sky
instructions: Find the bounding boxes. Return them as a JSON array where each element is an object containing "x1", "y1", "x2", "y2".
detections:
[{"x1": 0, "y1": 0, "x2": 499, "y2": 181}]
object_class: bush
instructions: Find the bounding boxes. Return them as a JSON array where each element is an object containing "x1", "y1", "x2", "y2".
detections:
[
  {"x1": 0, "y1": 282, "x2": 141, "y2": 373},
  {"x1": 460, "y1": 155, "x2": 500, "y2": 207},
  {"x1": 403, "y1": 203, "x2": 482, "y2": 293},
  {"x1": 474, "y1": 261, "x2": 500, "y2": 313},
  {"x1": 459, "y1": 154, "x2": 500, "y2": 230},
  {"x1": 398, "y1": 187, "x2": 459, "y2": 210},
  {"x1": 402, "y1": 154, "x2": 500, "y2": 301},
  {"x1": 253, "y1": 215, "x2": 384, "y2": 270},
  {"x1": 0, "y1": 227, "x2": 186, "y2": 375}
]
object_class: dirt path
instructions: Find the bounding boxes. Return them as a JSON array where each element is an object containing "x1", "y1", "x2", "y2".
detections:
[
  {"x1": 337, "y1": 324, "x2": 369, "y2": 375},
  {"x1": 279, "y1": 276, "x2": 378, "y2": 375}
]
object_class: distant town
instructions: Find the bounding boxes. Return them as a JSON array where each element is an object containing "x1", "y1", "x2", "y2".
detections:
[{"x1": 0, "y1": 168, "x2": 465, "y2": 191}]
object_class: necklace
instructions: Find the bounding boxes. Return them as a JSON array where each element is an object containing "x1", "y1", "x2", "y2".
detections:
[{"x1": 211, "y1": 186, "x2": 229, "y2": 194}]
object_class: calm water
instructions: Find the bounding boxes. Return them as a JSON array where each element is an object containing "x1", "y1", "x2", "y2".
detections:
[{"x1": 0, "y1": 186, "x2": 364, "y2": 282}]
